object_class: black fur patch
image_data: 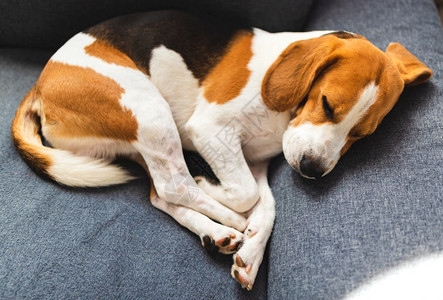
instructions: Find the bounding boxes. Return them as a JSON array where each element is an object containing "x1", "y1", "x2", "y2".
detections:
[
  {"x1": 85, "y1": 10, "x2": 251, "y2": 82},
  {"x1": 325, "y1": 31, "x2": 364, "y2": 40}
]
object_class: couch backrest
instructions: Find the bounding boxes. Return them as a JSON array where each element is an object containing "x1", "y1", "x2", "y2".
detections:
[{"x1": 0, "y1": 0, "x2": 314, "y2": 48}]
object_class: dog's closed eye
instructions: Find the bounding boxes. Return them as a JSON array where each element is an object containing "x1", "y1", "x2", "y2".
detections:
[{"x1": 322, "y1": 95, "x2": 334, "y2": 120}]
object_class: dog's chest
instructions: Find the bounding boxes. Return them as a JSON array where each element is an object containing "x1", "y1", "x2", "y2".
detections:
[
  {"x1": 148, "y1": 43, "x2": 291, "y2": 160},
  {"x1": 240, "y1": 102, "x2": 290, "y2": 162}
]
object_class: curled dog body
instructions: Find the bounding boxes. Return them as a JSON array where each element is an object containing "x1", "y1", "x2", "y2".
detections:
[{"x1": 11, "y1": 11, "x2": 432, "y2": 290}]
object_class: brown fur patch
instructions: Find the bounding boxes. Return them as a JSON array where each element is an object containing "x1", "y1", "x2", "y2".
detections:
[
  {"x1": 11, "y1": 88, "x2": 53, "y2": 179},
  {"x1": 262, "y1": 35, "x2": 342, "y2": 112},
  {"x1": 203, "y1": 30, "x2": 253, "y2": 104},
  {"x1": 287, "y1": 38, "x2": 387, "y2": 128},
  {"x1": 12, "y1": 130, "x2": 53, "y2": 179},
  {"x1": 84, "y1": 39, "x2": 139, "y2": 69},
  {"x1": 385, "y1": 43, "x2": 433, "y2": 86},
  {"x1": 36, "y1": 61, "x2": 138, "y2": 141}
]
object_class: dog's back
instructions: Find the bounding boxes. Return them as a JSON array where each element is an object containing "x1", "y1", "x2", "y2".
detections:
[{"x1": 85, "y1": 10, "x2": 249, "y2": 81}]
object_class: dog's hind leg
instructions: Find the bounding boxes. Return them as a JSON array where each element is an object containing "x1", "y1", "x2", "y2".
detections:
[
  {"x1": 151, "y1": 193, "x2": 244, "y2": 254},
  {"x1": 130, "y1": 154, "x2": 244, "y2": 254}
]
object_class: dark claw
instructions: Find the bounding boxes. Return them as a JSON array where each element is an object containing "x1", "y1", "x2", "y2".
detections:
[
  {"x1": 235, "y1": 255, "x2": 245, "y2": 267},
  {"x1": 233, "y1": 270, "x2": 241, "y2": 281},
  {"x1": 202, "y1": 235, "x2": 218, "y2": 252}
]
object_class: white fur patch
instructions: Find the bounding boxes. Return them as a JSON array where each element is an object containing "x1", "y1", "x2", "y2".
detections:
[
  {"x1": 283, "y1": 82, "x2": 379, "y2": 176},
  {"x1": 149, "y1": 46, "x2": 200, "y2": 150},
  {"x1": 48, "y1": 149, "x2": 135, "y2": 187},
  {"x1": 51, "y1": 32, "x2": 166, "y2": 140},
  {"x1": 43, "y1": 135, "x2": 137, "y2": 160}
]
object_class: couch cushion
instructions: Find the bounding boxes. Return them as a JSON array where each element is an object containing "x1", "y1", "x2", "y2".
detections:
[
  {"x1": 268, "y1": 0, "x2": 443, "y2": 299},
  {"x1": 0, "y1": 49, "x2": 267, "y2": 299},
  {"x1": 0, "y1": 0, "x2": 313, "y2": 48}
]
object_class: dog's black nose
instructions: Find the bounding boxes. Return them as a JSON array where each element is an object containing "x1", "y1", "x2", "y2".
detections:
[{"x1": 299, "y1": 156, "x2": 325, "y2": 179}]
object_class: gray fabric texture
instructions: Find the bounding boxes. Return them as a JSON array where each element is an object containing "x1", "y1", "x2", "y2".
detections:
[
  {"x1": 0, "y1": 0, "x2": 314, "y2": 48},
  {"x1": 268, "y1": 0, "x2": 443, "y2": 299},
  {"x1": 0, "y1": 51, "x2": 267, "y2": 299},
  {"x1": 1, "y1": 0, "x2": 442, "y2": 299}
]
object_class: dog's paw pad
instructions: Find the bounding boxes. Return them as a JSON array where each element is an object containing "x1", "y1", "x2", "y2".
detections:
[
  {"x1": 232, "y1": 258, "x2": 254, "y2": 290},
  {"x1": 217, "y1": 237, "x2": 231, "y2": 247},
  {"x1": 234, "y1": 254, "x2": 253, "y2": 272},
  {"x1": 235, "y1": 254, "x2": 245, "y2": 267},
  {"x1": 201, "y1": 232, "x2": 243, "y2": 254},
  {"x1": 228, "y1": 239, "x2": 243, "y2": 252}
]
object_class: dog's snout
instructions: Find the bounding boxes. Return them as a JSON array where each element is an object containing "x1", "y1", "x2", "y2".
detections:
[{"x1": 299, "y1": 156, "x2": 325, "y2": 179}]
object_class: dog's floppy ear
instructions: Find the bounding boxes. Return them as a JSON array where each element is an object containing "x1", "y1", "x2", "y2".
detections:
[
  {"x1": 261, "y1": 36, "x2": 340, "y2": 112},
  {"x1": 385, "y1": 43, "x2": 433, "y2": 86}
]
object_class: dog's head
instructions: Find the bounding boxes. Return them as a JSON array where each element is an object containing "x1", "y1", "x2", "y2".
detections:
[{"x1": 262, "y1": 33, "x2": 432, "y2": 179}]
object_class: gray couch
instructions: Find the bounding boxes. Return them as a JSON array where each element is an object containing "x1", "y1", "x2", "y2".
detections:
[{"x1": 1, "y1": 0, "x2": 442, "y2": 299}]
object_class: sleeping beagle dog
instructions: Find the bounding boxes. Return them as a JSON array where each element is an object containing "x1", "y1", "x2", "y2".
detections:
[{"x1": 11, "y1": 10, "x2": 432, "y2": 290}]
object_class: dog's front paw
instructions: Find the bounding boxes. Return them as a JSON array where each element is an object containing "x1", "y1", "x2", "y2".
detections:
[
  {"x1": 231, "y1": 223, "x2": 264, "y2": 290},
  {"x1": 200, "y1": 226, "x2": 244, "y2": 255}
]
